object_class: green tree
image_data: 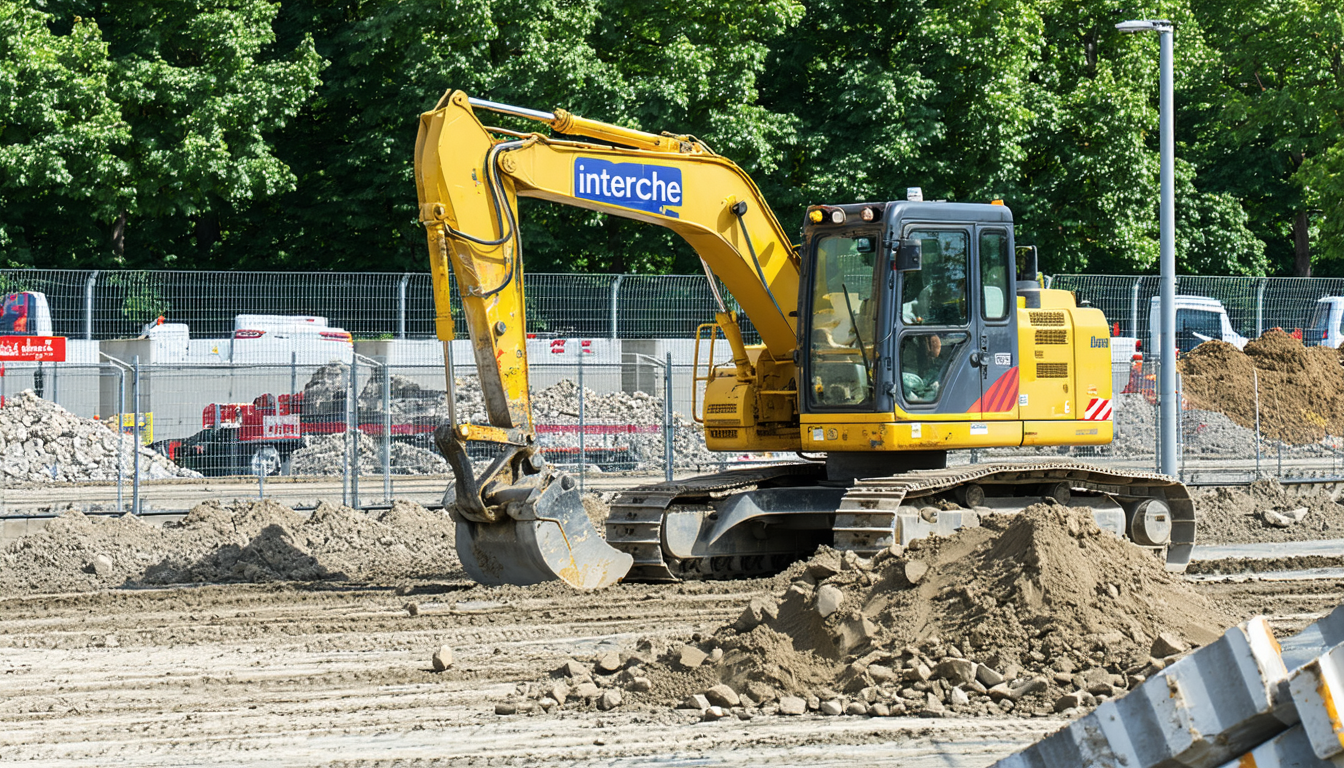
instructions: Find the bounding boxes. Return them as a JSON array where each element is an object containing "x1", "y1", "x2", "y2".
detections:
[
  {"x1": 1193, "y1": 0, "x2": 1344, "y2": 275},
  {"x1": 45, "y1": 0, "x2": 323, "y2": 267},
  {"x1": 0, "y1": 3, "x2": 126, "y2": 268}
]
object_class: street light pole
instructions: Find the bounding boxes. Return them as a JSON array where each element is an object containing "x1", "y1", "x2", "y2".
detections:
[{"x1": 1118, "y1": 18, "x2": 1177, "y2": 477}]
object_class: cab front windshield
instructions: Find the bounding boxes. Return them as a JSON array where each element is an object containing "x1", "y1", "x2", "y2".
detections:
[{"x1": 808, "y1": 234, "x2": 879, "y2": 408}]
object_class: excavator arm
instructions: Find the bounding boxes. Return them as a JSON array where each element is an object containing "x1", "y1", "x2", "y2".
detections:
[{"x1": 415, "y1": 90, "x2": 803, "y2": 588}]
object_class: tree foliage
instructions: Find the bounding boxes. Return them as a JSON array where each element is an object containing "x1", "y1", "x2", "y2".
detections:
[{"x1": 1, "y1": 0, "x2": 1341, "y2": 276}]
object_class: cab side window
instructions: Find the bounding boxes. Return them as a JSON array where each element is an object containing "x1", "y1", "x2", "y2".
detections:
[
  {"x1": 899, "y1": 230, "x2": 969, "y2": 404},
  {"x1": 980, "y1": 230, "x2": 1011, "y2": 321}
]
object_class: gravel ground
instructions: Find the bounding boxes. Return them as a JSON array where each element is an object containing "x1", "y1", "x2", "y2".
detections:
[
  {"x1": 0, "y1": 553, "x2": 1333, "y2": 767},
  {"x1": 1, "y1": 492, "x2": 1341, "y2": 766}
]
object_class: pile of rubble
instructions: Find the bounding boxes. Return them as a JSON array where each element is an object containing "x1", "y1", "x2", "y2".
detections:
[
  {"x1": 495, "y1": 505, "x2": 1231, "y2": 720},
  {"x1": 1181, "y1": 330, "x2": 1344, "y2": 444},
  {"x1": 527, "y1": 379, "x2": 721, "y2": 469},
  {"x1": 0, "y1": 390, "x2": 198, "y2": 484},
  {"x1": 1194, "y1": 477, "x2": 1344, "y2": 543},
  {"x1": 288, "y1": 433, "x2": 449, "y2": 476},
  {"x1": 302, "y1": 363, "x2": 726, "y2": 472}
]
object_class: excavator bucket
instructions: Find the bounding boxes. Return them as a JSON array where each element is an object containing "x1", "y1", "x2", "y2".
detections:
[{"x1": 446, "y1": 450, "x2": 633, "y2": 589}]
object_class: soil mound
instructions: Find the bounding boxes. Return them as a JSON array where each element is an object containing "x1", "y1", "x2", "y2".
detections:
[
  {"x1": 590, "y1": 505, "x2": 1232, "y2": 719},
  {"x1": 1195, "y1": 478, "x2": 1344, "y2": 543},
  {"x1": 1180, "y1": 330, "x2": 1344, "y2": 443},
  {"x1": 0, "y1": 498, "x2": 462, "y2": 596}
]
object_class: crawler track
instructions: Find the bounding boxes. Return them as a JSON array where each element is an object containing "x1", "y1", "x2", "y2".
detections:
[{"x1": 605, "y1": 460, "x2": 1195, "y2": 582}]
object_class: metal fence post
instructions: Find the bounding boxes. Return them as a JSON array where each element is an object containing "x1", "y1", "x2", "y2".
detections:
[
  {"x1": 290, "y1": 351, "x2": 297, "y2": 399},
  {"x1": 132, "y1": 355, "x2": 141, "y2": 515},
  {"x1": 398, "y1": 273, "x2": 411, "y2": 339},
  {"x1": 349, "y1": 356, "x2": 359, "y2": 509},
  {"x1": 84, "y1": 271, "x2": 98, "y2": 340},
  {"x1": 1256, "y1": 278, "x2": 1267, "y2": 337},
  {"x1": 1176, "y1": 371, "x2": 1184, "y2": 482},
  {"x1": 1130, "y1": 277, "x2": 1141, "y2": 337},
  {"x1": 116, "y1": 366, "x2": 125, "y2": 514},
  {"x1": 382, "y1": 358, "x2": 392, "y2": 503},
  {"x1": 664, "y1": 352, "x2": 673, "y2": 482},
  {"x1": 1253, "y1": 369, "x2": 1261, "y2": 479},
  {"x1": 578, "y1": 354, "x2": 585, "y2": 495},
  {"x1": 343, "y1": 363, "x2": 351, "y2": 506},
  {"x1": 609, "y1": 274, "x2": 624, "y2": 339}
]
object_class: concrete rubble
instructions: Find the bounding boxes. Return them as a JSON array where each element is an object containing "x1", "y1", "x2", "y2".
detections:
[
  {"x1": 0, "y1": 389, "x2": 199, "y2": 484},
  {"x1": 300, "y1": 362, "x2": 739, "y2": 474},
  {"x1": 288, "y1": 432, "x2": 449, "y2": 476}
]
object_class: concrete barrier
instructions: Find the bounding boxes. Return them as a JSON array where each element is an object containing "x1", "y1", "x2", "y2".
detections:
[
  {"x1": 1288, "y1": 642, "x2": 1344, "y2": 765},
  {"x1": 993, "y1": 617, "x2": 1291, "y2": 768}
]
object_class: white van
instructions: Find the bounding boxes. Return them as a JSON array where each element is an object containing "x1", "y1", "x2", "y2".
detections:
[
  {"x1": 1148, "y1": 295, "x2": 1248, "y2": 356},
  {"x1": 1307, "y1": 297, "x2": 1344, "y2": 348},
  {"x1": 231, "y1": 315, "x2": 353, "y2": 365}
]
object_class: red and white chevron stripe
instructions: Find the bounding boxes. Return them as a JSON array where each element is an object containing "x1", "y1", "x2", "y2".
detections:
[{"x1": 1083, "y1": 398, "x2": 1113, "y2": 421}]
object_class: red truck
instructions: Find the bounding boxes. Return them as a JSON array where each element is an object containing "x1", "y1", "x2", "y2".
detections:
[{"x1": 155, "y1": 391, "x2": 654, "y2": 476}]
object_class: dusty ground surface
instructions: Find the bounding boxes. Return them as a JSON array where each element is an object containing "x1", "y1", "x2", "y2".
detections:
[
  {"x1": 1, "y1": 497, "x2": 1340, "y2": 767},
  {"x1": 1194, "y1": 478, "x2": 1344, "y2": 543}
]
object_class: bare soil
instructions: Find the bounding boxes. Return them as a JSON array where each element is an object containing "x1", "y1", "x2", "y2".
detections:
[
  {"x1": 1193, "y1": 478, "x2": 1344, "y2": 543},
  {"x1": 1, "y1": 496, "x2": 1340, "y2": 766},
  {"x1": 1187, "y1": 554, "x2": 1344, "y2": 576},
  {"x1": 1180, "y1": 330, "x2": 1344, "y2": 444}
]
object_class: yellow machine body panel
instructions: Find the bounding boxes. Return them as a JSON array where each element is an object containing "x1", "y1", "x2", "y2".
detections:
[{"x1": 703, "y1": 288, "x2": 1114, "y2": 454}]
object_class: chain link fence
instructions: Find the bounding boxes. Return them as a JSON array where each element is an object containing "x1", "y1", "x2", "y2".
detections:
[
  {"x1": 7, "y1": 270, "x2": 1344, "y2": 519},
  {"x1": 0, "y1": 354, "x2": 794, "y2": 517},
  {"x1": 4, "y1": 268, "x2": 1341, "y2": 344},
  {"x1": 0, "y1": 269, "x2": 759, "y2": 342},
  {"x1": 1049, "y1": 274, "x2": 1344, "y2": 343}
]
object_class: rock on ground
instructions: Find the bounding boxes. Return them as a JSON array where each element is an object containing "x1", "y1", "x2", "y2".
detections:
[
  {"x1": 597, "y1": 504, "x2": 1233, "y2": 721},
  {"x1": 1195, "y1": 478, "x2": 1344, "y2": 544}
]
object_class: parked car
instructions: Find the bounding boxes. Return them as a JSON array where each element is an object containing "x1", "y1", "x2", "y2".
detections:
[
  {"x1": 1148, "y1": 295, "x2": 1248, "y2": 356},
  {"x1": 230, "y1": 314, "x2": 353, "y2": 364}
]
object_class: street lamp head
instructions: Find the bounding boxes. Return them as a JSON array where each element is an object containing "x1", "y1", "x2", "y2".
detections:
[{"x1": 1116, "y1": 19, "x2": 1173, "y2": 32}]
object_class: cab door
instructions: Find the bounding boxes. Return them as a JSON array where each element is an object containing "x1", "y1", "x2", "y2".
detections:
[
  {"x1": 893, "y1": 228, "x2": 980, "y2": 416},
  {"x1": 973, "y1": 227, "x2": 1019, "y2": 419}
]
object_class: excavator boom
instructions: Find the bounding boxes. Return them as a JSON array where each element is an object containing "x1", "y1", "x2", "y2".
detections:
[{"x1": 417, "y1": 91, "x2": 804, "y2": 589}]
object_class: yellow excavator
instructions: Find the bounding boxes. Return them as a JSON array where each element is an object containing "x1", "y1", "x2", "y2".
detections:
[{"x1": 415, "y1": 90, "x2": 1193, "y2": 589}]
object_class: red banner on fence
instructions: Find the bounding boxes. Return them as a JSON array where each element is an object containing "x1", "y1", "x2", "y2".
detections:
[{"x1": 0, "y1": 336, "x2": 66, "y2": 361}]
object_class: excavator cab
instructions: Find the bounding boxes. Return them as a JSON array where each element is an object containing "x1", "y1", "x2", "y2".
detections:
[{"x1": 796, "y1": 199, "x2": 1023, "y2": 479}]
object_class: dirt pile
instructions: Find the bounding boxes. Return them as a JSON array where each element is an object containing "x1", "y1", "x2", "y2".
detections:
[
  {"x1": 0, "y1": 498, "x2": 461, "y2": 596},
  {"x1": 1180, "y1": 330, "x2": 1344, "y2": 443},
  {"x1": 1194, "y1": 478, "x2": 1344, "y2": 543},
  {"x1": 0, "y1": 390, "x2": 199, "y2": 484},
  {"x1": 540, "y1": 505, "x2": 1232, "y2": 720}
]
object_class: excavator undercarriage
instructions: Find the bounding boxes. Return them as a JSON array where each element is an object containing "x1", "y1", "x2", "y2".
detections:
[{"x1": 605, "y1": 460, "x2": 1194, "y2": 582}]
